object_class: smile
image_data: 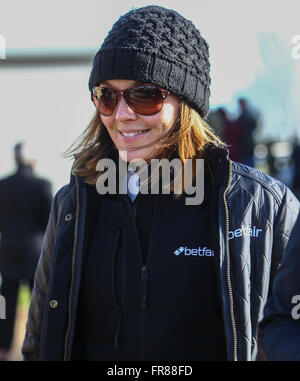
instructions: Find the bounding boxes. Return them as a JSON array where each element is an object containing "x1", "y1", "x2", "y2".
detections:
[
  {"x1": 118, "y1": 130, "x2": 151, "y2": 140},
  {"x1": 120, "y1": 130, "x2": 150, "y2": 137}
]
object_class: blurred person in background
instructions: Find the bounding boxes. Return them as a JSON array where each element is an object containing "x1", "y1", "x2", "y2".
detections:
[
  {"x1": 207, "y1": 108, "x2": 226, "y2": 141},
  {"x1": 237, "y1": 98, "x2": 258, "y2": 167},
  {"x1": 216, "y1": 107, "x2": 242, "y2": 163},
  {"x1": 22, "y1": 6, "x2": 299, "y2": 361},
  {"x1": 0, "y1": 142, "x2": 52, "y2": 360}
]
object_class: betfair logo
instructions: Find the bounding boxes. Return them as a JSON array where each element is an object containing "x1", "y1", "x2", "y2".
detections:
[
  {"x1": 174, "y1": 246, "x2": 214, "y2": 257},
  {"x1": 228, "y1": 226, "x2": 262, "y2": 240},
  {"x1": 174, "y1": 247, "x2": 185, "y2": 255}
]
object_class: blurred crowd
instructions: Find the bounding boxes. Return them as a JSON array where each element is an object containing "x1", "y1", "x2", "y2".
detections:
[{"x1": 208, "y1": 97, "x2": 300, "y2": 200}]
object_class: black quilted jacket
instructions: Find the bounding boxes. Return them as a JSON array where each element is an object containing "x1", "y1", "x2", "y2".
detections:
[
  {"x1": 258, "y1": 212, "x2": 300, "y2": 360},
  {"x1": 21, "y1": 147, "x2": 300, "y2": 361}
]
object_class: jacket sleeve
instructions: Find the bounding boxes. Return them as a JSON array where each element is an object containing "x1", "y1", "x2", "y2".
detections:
[
  {"x1": 21, "y1": 188, "x2": 64, "y2": 360},
  {"x1": 258, "y1": 187, "x2": 300, "y2": 360}
]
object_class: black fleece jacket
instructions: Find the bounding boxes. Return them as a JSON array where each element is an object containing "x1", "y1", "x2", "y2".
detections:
[{"x1": 71, "y1": 171, "x2": 226, "y2": 360}]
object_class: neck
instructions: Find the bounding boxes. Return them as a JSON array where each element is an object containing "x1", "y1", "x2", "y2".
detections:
[{"x1": 16, "y1": 163, "x2": 34, "y2": 175}]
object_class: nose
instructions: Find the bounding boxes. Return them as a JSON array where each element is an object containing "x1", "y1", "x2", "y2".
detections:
[{"x1": 114, "y1": 96, "x2": 137, "y2": 121}]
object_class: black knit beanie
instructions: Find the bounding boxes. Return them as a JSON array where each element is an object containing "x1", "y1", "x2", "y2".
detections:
[{"x1": 88, "y1": 5, "x2": 211, "y2": 117}]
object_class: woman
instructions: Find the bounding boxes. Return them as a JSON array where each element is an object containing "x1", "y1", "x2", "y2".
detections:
[{"x1": 22, "y1": 5, "x2": 299, "y2": 361}]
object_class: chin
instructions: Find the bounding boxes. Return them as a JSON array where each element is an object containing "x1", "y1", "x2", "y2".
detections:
[{"x1": 119, "y1": 148, "x2": 155, "y2": 163}]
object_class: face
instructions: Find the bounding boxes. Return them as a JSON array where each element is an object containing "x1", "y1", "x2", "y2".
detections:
[{"x1": 99, "y1": 79, "x2": 180, "y2": 162}]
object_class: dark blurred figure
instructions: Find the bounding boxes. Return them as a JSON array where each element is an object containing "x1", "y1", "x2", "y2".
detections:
[
  {"x1": 237, "y1": 98, "x2": 258, "y2": 167},
  {"x1": 216, "y1": 107, "x2": 242, "y2": 162},
  {"x1": 0, "y1": 142, "x2": 52, "y2": 360},
  {"x1": 207, "y1": 108, "x2": 226, "y2": 141},
  {"x1": 291, "y1": 137, "x2": 300, "y2": 199}
]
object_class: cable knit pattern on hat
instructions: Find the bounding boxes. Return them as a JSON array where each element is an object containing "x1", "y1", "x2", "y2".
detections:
[{"x1": 88, "y1": 5, "x2": 211, "y2": 117}]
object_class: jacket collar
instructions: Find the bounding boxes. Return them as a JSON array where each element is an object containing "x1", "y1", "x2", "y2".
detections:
[{"x1": 203, "y1": 144, "x2": 230, "y2": 187}]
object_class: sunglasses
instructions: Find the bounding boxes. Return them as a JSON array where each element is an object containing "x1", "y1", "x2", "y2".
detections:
[{"x1": 91, "y1": 85, "x2": 170, "y2": 116}]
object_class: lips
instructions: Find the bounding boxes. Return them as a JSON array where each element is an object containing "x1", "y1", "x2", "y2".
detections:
[{"x1": 119, "y1": 129, "x2": 150, "y2": 137}]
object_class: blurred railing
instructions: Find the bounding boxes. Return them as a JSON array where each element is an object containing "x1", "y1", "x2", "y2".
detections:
[{"x1": 0, "y1": 48, "x2": 95, "y2": 68}]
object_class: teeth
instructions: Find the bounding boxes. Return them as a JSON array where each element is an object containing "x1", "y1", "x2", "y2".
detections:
[{"x1": 122, "y1": 131, "x2": 147, "y2": 137}]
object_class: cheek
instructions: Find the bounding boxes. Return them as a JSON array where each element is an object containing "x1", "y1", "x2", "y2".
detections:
[
  {"x1": 161, "y1": 102, "x2": 180, "y2": 129},
  {"x1": 100, "y1": 116, "x2": 109, "y2": 128}
]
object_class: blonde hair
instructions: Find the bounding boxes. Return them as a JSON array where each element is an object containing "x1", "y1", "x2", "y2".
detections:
[{"x1": 64, "y1": 102, "x2": 225, "y2": 187}]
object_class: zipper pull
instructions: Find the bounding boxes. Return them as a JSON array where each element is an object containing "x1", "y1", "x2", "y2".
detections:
[{"x1": 140, "y1": 265, "x2": 149, "y2": 309}]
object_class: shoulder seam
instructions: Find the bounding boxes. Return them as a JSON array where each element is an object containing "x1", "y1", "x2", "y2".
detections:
[{"x1": 231, "y1": 167, "x2": 282, "y2": 206}]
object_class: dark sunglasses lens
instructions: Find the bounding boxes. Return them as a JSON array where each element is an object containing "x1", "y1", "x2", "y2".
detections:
[
  {"x1": 127, "y1": 86, "x2": 164, "y2": 115},
  {"x1": 94, "y1": 87, "x2": 118, "y2": 116}
]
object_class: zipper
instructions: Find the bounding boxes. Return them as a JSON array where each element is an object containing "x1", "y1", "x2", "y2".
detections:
[
  {"x1": 222, "y1": 160, "x2": 238, "y2": 361},
  {"x1": 140, "y1": 265, "x2": 149, "y2": 309},
  {"x1": 123, "y1": 194, "x2": 154, "y2": 360},
  {"x1": 138, "y1": 196, "x2": 157, "y2": 359},
  {"x1": 111, "y1": 228, "x2": 123, "y2": 349},
  {"x1": 63, "y1": 175, "x2": 80, "y2": 361},
  {"x1": 139, "y1": 263, "x2": 149, "y2": 361}
]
